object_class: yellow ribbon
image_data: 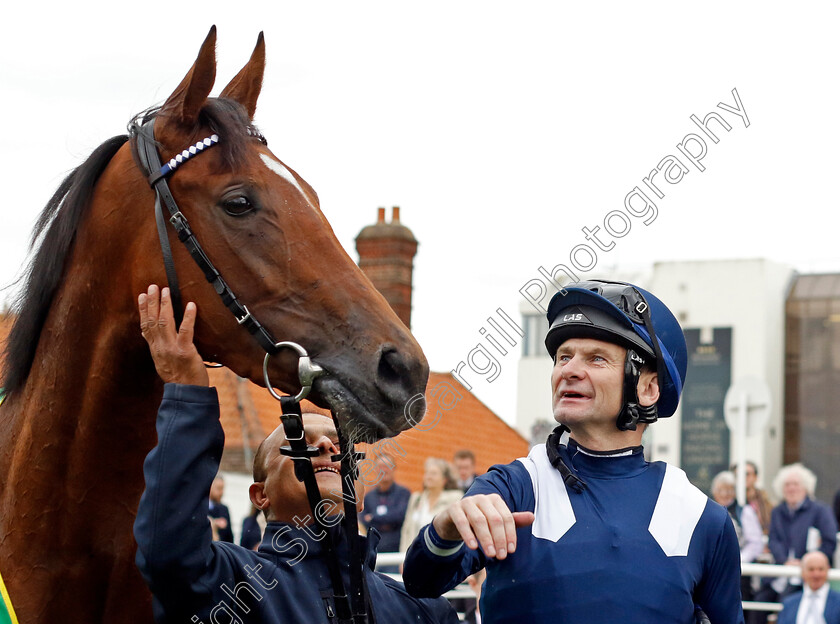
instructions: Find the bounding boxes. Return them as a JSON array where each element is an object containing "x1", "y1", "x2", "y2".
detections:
[{"x1": 0, "y1": 568, "x2": 19, "y2": 624}]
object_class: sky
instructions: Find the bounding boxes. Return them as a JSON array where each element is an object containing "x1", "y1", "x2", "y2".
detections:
[{"x1": 2, "y1": 1, "x2": 838, "y2": 424}]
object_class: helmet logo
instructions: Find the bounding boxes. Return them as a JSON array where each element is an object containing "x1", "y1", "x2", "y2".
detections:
[{"x1": 562, "y1": 308, "x2": 591, "y2": 324}]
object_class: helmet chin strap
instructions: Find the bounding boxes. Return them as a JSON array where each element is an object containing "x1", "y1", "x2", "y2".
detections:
[
  {"x1": 546, "y1": 425, "x2": 588, "y2": 492},
  {"x1": 615, "y1": 349, "x2": 658, "y2": 431},
  {"x1": 616, "y1": 287, "x2": 666, "y2": 431}
]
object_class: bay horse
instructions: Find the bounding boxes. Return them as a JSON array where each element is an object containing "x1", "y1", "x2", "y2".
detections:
[{"x1": 0, "y1": 27, "x2": 428, "y2": 623}]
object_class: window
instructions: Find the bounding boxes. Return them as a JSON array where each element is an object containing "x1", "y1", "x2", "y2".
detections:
[{"x1": 522, "y1": 313, "x2": 548, "y2": 357}]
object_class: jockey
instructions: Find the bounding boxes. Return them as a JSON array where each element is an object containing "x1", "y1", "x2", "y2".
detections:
[
  {"x1": 402, "y1": 280, "x2": 745, "y2": 623},
  {"x1": 133, "y1": 285, "x2": 457, "y2": 624}
]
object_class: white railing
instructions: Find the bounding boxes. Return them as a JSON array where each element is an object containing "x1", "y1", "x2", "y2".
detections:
[
  {"x1": 377, "y1": 554, "x2": 840, "y2": 613},
  {"x1": 376, "y1": 552, "x2": 405, "y2": 567},
  {"x1": 742, "y1": 562, "x2": 840, "y2": 580}
]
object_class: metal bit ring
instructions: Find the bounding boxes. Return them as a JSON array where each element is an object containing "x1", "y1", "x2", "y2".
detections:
[{"x1": 263, "y1": 341, "x2": 324, "y2": 403}]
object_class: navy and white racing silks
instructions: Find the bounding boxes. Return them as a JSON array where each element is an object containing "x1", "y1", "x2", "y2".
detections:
[{"x1": 403, "y1": 439, "x2": 745, "y2": 624}]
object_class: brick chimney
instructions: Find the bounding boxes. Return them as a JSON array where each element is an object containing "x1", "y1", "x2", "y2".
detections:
[{"x1": 355, "y1": 206, "x2": 418, "y2": 328}]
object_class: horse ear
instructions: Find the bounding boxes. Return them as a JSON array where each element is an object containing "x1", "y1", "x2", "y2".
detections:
[
  {"x1": 161, "y1": 25, "x2": 217, "y2": 126},
  {"x1": 219, "y1": 32, "x2": 265, "y2": 120}
]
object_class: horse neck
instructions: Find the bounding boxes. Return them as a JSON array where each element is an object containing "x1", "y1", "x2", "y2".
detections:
[
  {"x1": 0, "y1": 285, "x2": 160, "y2": 620},
  {"x1": 1, "y1": 160, "x2": 163, "y2": 524},
  {"x1": 26, "y1": 275, "x2": 160, "y2": 448}
]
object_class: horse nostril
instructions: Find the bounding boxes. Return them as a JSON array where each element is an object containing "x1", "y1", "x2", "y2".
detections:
[
  {"x1": 377, "y1": 347, "x2": 404, "y2": 385},
  {"x1": 374, "y1": 344, "x2": 429, "y2": 421}
]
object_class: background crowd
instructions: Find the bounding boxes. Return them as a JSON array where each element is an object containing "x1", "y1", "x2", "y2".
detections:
[{"x1": 711, "y1": 461, "x2": 839, "y2": 623}]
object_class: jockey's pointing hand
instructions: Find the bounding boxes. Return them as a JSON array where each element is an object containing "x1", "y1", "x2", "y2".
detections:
[
  {"x1": 432, "y1": 494, "x2": 534, "y2": 560},
  {"x1": 138, "y1": 285, "x2": 209, "y2": 387}
]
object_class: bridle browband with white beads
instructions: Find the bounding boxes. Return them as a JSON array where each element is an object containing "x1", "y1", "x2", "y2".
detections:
[{"x1": 128, "y1": 113, "x2": 280, "y2": 356}]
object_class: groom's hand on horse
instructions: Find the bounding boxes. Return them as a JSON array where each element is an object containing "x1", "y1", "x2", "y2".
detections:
[{"x1": 138, "y1": 284, "x2": 209, "y2": 387}]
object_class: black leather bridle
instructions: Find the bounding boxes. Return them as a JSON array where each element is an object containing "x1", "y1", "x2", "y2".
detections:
[
  {"x1": 129, "y1": 113, "x2": 279, "y2": 355},
  {"x1": 128, "y1": 112, "x2": 373, "y2": 623}
]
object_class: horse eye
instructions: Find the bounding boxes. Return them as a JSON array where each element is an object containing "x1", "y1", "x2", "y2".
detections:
[{"x1": 222, "y1": 195, "x2": 255, "y2": 217}]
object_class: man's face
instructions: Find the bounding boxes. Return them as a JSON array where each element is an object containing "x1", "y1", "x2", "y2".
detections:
[
  {"x1": 782, "y1": 474, "x2": 807, "y2": 507},
  {"x1": 801, "y1": 553, "x2": 829, "y2": 591},
  {"x1": 210, "y1": 477, "x2": 224, "y2": 503},
  {"x1": 744, "y1": 464, "x2": 757, "y2": 489},
  {"x1": 423, "y1": 462, "x2": 446, "y2": 491},
  {"x1": 454, "y1": 457, "x2": 475, "y2": 482},
  {"x1": 376, "y1": 459, "x2": 395, "y2": 489},
  {"x1": 256, "y1": 414, "x2": 362, "y2": 523},
  {"x1": 712, "y1": 482, "x2": 735, "y2": 507},
  {"x1": 551, "y1": 338, "x2": 626, "y2": 429}
]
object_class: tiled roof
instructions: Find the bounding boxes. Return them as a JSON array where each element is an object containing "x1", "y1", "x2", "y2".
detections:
[{"x1": 359, "y1": 371, "x2": 529, "y2": 492}]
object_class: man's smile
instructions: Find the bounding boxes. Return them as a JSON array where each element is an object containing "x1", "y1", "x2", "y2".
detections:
[{"x1": 312, "y1": 464, "x2": 341, "y2": 476}]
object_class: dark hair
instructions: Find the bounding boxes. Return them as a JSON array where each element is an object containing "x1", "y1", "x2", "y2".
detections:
[
  {"x1": 730, "y1": 460, "x2": 758, "y2": 476},
  {"x1": 253, "y1": 437, "x2": 270, "y2": 482},
  {"x1": 453, "y1": 449, "x2": 476, "y2": 463}
]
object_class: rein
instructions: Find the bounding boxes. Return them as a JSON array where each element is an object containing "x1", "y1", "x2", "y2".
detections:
[{"x1": 128, "y1": 114, "x2": 374, "y2": 623}]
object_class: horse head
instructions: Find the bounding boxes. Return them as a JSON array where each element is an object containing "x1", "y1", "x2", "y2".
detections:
[{"x1": 129, "y1": 27, "x2": 429, "y2": 439}]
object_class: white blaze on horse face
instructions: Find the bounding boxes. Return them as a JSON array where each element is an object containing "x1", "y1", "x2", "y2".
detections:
[{"x1": 259, "y1": 153, "x2": 315, "y2": 206}]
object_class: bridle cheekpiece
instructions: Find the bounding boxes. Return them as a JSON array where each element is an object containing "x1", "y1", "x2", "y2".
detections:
[{"x1": 128, "y1": 113, "x2": 279, "y2": 355}]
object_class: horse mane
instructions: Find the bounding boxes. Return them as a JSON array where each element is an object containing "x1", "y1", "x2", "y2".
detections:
[
  {"x1": 1, "y1": 98, "x2": 257, "y2": 396},
  {"x1": 1, "y1": 135, "x2": 129, "y2": 395}
]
